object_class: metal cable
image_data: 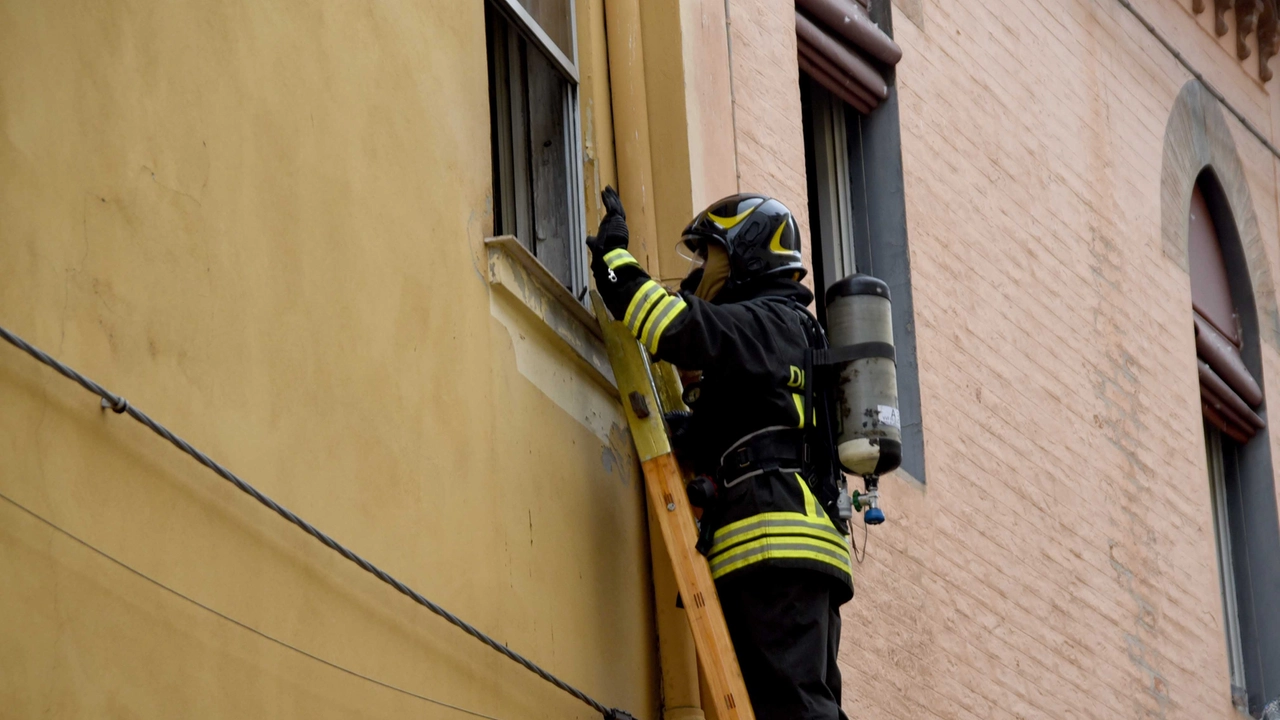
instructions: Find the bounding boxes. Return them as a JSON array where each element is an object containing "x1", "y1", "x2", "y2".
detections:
[
  {"x1": 0, "y1": 323, "x2": 629, "y2": 720},
  {"x1": 848, "y1": 517, "x2": 869, "y2": 565},
  {"x1": 0, "y1": 489, "x2": 507, "y2": 720},
  {"x1": 1114, "y1": 0, "x2": 1280, "y2": 161}
]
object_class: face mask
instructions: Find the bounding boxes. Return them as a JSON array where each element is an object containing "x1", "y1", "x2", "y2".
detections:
[
  {"x1": 694, "y1": 244, "x2": 731, "y2": 302},
  {"x1": 680, "y1": 268, "x2": 705, "y2": 294}
]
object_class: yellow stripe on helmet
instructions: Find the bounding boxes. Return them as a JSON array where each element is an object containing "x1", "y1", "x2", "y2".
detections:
[
  {"x1": 707, "y1": 206, "x2": 757, "y2": 229},
  {"x1": 768, "y1": 219, "x2": 796, "y2": 254}
]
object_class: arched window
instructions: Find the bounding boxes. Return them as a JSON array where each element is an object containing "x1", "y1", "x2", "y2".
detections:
[
  {"x1": 1192, "y1": 180, "x2": 1265, "y2": 442},
  {"x1": 1191, "y1": 170, "x2": 1279, "y2": 716}
]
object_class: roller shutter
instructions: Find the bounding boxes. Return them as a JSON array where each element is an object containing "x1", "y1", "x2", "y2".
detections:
[
  {"x1": 795, "y1": 0, "x2": 902, "y2": 115},
  {"x1": 1190, "y1": 184, "x2": 1265, "y2": 442}
]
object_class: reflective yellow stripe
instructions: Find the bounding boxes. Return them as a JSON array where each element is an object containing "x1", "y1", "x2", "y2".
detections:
[
  {"x1": 708, "y1": 520, "x2": 845, "y2": 557},
  {"x1": 706, "y1": 479, "x2": 834, "y2": 558},
  {"x1": 623, "y1": 281, "x2": 662, "y2": 332},
  {"x1": 714, "y1": 510, "x2": 835, "y2": 540},
  {"x1": 640, "y1": 296, "x2": 678, "y2": 350},
  {"x1": 638, "y1": 295, "x2": 674, "y2": 343},
  {"x1": 604, "y1": 249, "x2": 640, "y2": 269},
  {"x1": 713, "y1": 535, "x2": 849, "y2": 566},
  {"x1": 792, "y1": 393, "x2": 805, "y2": 429},
  {"x1": 797, "y1": 472, "x2": 817, "y2": 517},
  {"x1": 640, "y1": 295, "x2": 686, "y2": 353},
  {"x1": 710, "y1": 536, "x2": 851, "y2": 579},
  {"x1": 768, "y1": 219, "x2": 793, "y2": 254},
  {"x1": 707, "y1": 206, "x2": 756, "y2": 229},
  {"x1": 631, "y1": 288, "x2": 666, "y2": 335},
  {"x1": 712, "y1": 547, "x2": 851, "y2": 579},
  {"x1": 711, "y1": 508, "x2": 842, "y2": 546},
  {"x1": 648, "y1": 299, "x2": 687, "y2": 354},
  {"x1": 623, "y1": 281, "x2": 660, "y2": 328}
]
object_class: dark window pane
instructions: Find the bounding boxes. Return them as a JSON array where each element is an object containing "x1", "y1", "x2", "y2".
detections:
[
  {"x1": 517, "y1": 0, "x2": 573, "y2": 60},
  {"x1": 801, "y1": 60, "x2": 924, "y2": 483},
  {"x1": 487, "y1": 12, "x2": 523, "y2": 241},
  {"x1": 525, "y1": 46, "x2": 572, "y2": 286},
  {"x1": 486, "y1": 3, "x2": 579, "y2": 291}
]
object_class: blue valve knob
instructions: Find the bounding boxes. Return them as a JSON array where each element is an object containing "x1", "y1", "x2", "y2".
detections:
[{"x1": 852, "y1": 487, "x2": 885, "y2": 524}]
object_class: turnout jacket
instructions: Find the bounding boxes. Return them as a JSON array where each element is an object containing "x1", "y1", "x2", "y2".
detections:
[{"x1": 596, "y1": 249, "x2": 853, "y2": 602}]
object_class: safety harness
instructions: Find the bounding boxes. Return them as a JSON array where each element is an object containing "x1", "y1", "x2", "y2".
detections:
[{"x1": 716, "y1": 426, "x2": 807, "y2": 488}]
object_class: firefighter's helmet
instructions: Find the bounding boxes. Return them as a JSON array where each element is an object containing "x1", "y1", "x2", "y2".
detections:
[{"x1": 680, "y1": 194, "x2": 805, "y2": 293}]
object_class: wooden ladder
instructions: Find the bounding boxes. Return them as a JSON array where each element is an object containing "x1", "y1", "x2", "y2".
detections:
[{"x1": 591, "y1": 292, "x2": 755, "y2": 720}]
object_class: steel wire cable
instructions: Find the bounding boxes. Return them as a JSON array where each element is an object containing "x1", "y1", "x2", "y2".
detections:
[
  {"x1": 0, "y1": 489, "x2": 506, "y2": 720},
  {"x1": 0, "y1": 323, "x2": 630, "y2": 720}
]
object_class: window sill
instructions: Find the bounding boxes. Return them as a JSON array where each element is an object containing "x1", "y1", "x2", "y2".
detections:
[{"x1": 485, "y1": 236, "x2": 617, "y2": 395}]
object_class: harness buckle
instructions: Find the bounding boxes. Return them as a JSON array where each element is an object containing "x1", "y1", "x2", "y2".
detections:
[{"x1": 734, "y1": 446, "x2": 752, "y2": 468}]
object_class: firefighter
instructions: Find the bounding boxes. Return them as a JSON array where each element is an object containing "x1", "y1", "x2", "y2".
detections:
[{"x1": 587, "y1": 187, "x2": 853, "y2": 720}]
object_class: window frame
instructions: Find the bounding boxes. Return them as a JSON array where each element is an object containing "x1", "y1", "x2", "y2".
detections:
[
  {"x1": 806, "y1": 84, "x2": 857, "y2": 297},
  {"x1": 491, "y1": 0, "x2": 578, "y2": 83},
  {"x1": 486, "y1": 0, "x2": 589, "y2": 296},
  {"x1": 1189, "y1": 168, "x2": 1280, "y2": 717},
  {"x1": 1205, "y1": 423, "x2": 1250, "y2": 709},
  {"x1": 800, "y1": 0, "x2": 925, "y2": 483}
]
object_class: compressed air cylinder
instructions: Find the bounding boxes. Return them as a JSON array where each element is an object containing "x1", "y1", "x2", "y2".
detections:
[{"x1": 825, "y1": 274, "x2": 902, "y2": 477}]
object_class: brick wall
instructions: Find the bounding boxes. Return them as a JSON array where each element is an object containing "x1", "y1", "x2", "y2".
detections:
[
  {"x1": 726, "y1": 0, "x2": 815, "y2": 281},
  {"x1": 733, "y1": 0, "x2": 1280, "y2": 718}
]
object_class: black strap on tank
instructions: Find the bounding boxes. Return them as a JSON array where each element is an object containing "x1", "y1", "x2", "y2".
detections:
[
  {"x1": 803, "y1": 346, "x2": 815, "y2": 435},
  {"x1": 812, "y1": 341, "x2": 896, "y2": 366},
  {"x1": 768, "y1": 298, "x2": 853, "y2": 533}
]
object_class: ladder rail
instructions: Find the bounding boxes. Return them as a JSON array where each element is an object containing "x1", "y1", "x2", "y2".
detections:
[{"x1": 591, "y1": 292, "x2": 755, "y2": 720}]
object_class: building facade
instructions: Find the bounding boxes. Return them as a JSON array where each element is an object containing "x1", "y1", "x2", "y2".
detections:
[{"x1": 1, "y1": 0, "x2": 1278, "y2": 719}]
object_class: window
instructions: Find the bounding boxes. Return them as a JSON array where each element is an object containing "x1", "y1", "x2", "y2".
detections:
[
  {"x1": 800, "y1": 0, "x2": 925, "y2": 482},
  {"x1": 804, "y1": 77, "x2": 856, "y2": 311},
  {"x1": 485, "y1": 0, "x2": 587, "y2": 295},
  {"x1": 1204, "y1": 423, "x2": 1249, "y2": 711},
  {"x1": 1191, "y1": 170, "x2": 1280, "y2": 717}
]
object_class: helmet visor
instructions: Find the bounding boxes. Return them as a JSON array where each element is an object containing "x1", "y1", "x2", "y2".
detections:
[{"x1": 677, "y1": 235, "x2": 709, "y2": 271}]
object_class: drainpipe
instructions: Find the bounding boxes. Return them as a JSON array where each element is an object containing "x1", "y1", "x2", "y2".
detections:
[
  {"x1": 647, "y1": 502, "x2": 706, "y2": 720},
  {"x1": 603, "y1": 0, "x2": 662, "y2": 278},
  {"x1": 604, "y1": 5, "x2": 701, "y2": 715}
]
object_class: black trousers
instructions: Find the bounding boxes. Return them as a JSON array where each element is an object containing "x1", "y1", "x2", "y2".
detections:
[{"x1": 717, "y1": 567, "x2": 849, "y2": 720}]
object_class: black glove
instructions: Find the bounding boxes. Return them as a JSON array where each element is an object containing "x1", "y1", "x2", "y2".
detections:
[
  {"x1": 587, "y1": 186, "x2": 630, "y2": 277},
  {"x1": 665, "y1": 409, "x2": 694, "y2": 449},
  {"x1": 666, "y1": 409, "x2": 710, "y2": 470},
  {"x1": 686, "y1": 476, "x2": 718, "y2": 510}
]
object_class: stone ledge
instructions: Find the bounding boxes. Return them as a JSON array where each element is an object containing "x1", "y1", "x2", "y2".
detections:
[{"x1": 485, "y1": 236, "x2": 617, "y2": 394}]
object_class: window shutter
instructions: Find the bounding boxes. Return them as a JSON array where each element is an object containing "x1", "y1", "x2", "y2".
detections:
[
  {"x1": 795, "y1": 0, "x2": 901, "y2": 115},
  {"x1": 1190, "y1": 185, "x2": 1265, "y2": 441}
]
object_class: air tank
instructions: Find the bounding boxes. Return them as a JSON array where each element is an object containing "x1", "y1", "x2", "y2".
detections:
[{"x1": 825, "y1": 274, "x2": 901, "y2": 477}]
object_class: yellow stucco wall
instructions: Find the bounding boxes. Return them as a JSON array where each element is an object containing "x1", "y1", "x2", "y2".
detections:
[{"x1": 0, "y1": 2, "x2": 658, "y2": 718}]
